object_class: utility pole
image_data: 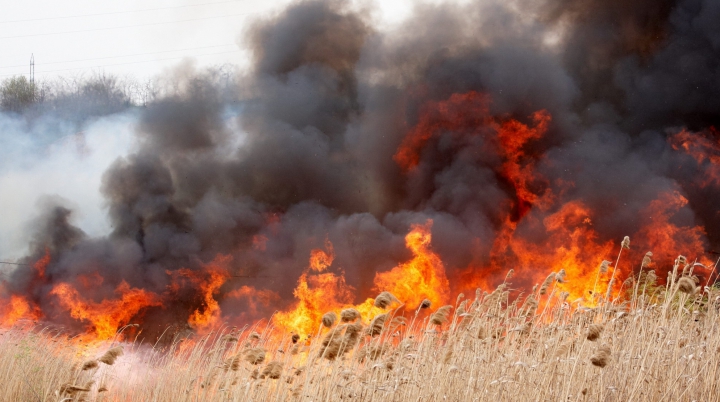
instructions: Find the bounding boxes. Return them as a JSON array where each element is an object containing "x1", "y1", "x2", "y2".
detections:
[{"x1": 30, "y1": 54, "x2": 35, "y2": 86}]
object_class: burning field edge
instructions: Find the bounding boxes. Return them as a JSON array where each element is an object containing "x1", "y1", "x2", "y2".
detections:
[{"x1": 1, "y1": 250, "x2": 719, "y2": 401}]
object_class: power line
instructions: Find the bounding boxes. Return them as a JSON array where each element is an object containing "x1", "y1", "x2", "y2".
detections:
[
  {"x1": 0, "y1": 50, "x2": 243, "y2": 78},
  {"x1": 0, "y1": 0, "x2": 249, "y2": 24},
  {"x1": 1, "y1": 12, "x2": 253, "y2": 40},
  {"x1": 0, "y1": 44, "x2": 237, "y2": 70}
]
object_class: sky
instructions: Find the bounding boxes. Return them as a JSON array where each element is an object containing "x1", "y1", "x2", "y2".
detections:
[{"x1": 1, "y1": 0, "x2": 415, "y2": 82}]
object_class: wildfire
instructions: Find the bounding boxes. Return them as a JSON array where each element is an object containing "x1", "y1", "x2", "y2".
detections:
[
  {"x1": 0, "y1": 294, "x2": 41, "y2": 327},
  {"x1": 374, "y1": 221, "x2": 450, "y2": 309},
  {"x1": 634, "y1": 191, "x2": 712, "y2": 270},
  {"x1": 670, "y1": 128, "x2": 720, "y2": 188},
  {"x1": 50, "y1": 281, "x2": 161, "y2": 340},
  {"x1": 400, "y1": 91, "x2": 713, "y2": 306},
  {"x1": 394, "y1": 91, "x2": 492, "y2": 172},
  {"x1": 496, "y1": 110, "x2": 552, "y2": 217},
  {"x1": 168, "y1": 254, "x2": 233, "y2": 333},
  {"x1": 33, "y1": 248, "x2": 51, "y2": 280},
  {"x1": 273, "y1": 222, "x2": 450, "y2": 337},
  {"x1": 0, "y1": 92, "x2": 716, "y2": 344},
  {"x1": 273, "y1": 243, "x2": 356, "y2": 337}
]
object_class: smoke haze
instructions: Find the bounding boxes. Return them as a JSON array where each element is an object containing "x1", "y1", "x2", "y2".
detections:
[{"x1": 1, "y1": 0, "x2": 718, "y2": 338}]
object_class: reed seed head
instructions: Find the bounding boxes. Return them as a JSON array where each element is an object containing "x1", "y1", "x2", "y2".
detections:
[
  {"x1": 322, "y1": 312, "x2": 337, "y2": 328},
  {"x1": 430, "y1": 305, "x2": 453, "y2": 326},
  {"x1": 340, "y1": 308, "x2": 360, "y2": 322},
  {"x1": 642, "y1": 251, "x2": 653, "y2": 268},
  {"x1": 677, "y1": 276, "x2": 696, "y2": 294},
  {"x1": 599, "y1": 260, "x2": 611, "y2": 274},
  {"x1": 367, "y1": 313, "x2": 388, "y2": 337},
  {"x1": 510, "y1": 322, "x2": 531, "y2": 335},
  {"x1": 505, "y1": 269, "x2": 514, "y2": 280},
  {"x1": 60, "y1": 384, "x2": 90, "y2": 395},
  {"x1": 621, "y1": 236, "x2": 630, "y2": 250},
  {"x1": 540, "y1": 273, "x2": 556, "y2": 295},
  {"x1": 586, "y1": 324, "x2": 604, "y2": 341},
  {"x1": 244, "y1": 347, "x2": 266, "y2": 365},
  {"x1": 98, "y1": 346, "x2": 123, "y2": 366},
  {"x1": 646, "y1": 270, "x2": 657, "y2": 285},
  {"x1": 374, "y1": 291, "x2": 399, "y2": 309},
  {"x1": 224, "y1": 355, "x2": 242, "y2": 371},
  {"x1": 590, "y1": 344, "x2": 611, "y2": 368},
  {"x1": 260, "y1": 361, "x2": 283, "y2": 379}
]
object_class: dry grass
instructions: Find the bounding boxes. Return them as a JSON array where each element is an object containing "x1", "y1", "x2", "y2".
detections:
[{"x1": 2, "y1": 267, "x2": 720, "y2": 401}]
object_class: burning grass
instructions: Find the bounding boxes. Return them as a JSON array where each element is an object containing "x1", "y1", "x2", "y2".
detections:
[{"x1": 2, "y1": 255, "x2": 719, "y2": 402}]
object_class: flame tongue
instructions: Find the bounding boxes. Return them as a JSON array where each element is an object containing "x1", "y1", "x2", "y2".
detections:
[
  {"x1": 0, "y1": 295, "x2": 42, "y2": 327},
  {"x1": 50, "y1": 281, "x2": 160, "y2": 340},
  {"x1": 273, "y1": 243, "x2": 356, "y2": 337},
  {"x1": 373, "y1": 221, "x2": 449, "y2": 309}
]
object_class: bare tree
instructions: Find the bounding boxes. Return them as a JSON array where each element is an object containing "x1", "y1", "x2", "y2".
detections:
[{"x1": 1, "y1": 76, "x2": 36, "y2": 113}]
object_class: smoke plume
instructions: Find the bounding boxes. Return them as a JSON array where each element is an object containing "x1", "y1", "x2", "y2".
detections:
[{"x1": 1, "y1": 0, "x2": 718, "y2": 339}]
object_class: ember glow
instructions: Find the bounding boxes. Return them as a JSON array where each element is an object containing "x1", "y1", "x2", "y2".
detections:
[{"x1": 1, "y1": 0, "x2": 719, "y2": 343}]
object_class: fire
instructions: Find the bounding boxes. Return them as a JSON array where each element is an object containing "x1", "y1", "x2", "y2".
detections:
[
  {"x1": 454, "y1": 199, "x2": 615, "y2": 305},
  {"x1": 0, "y1": 250, "x2": 49, "y2": 326},
  {"x1": 634, "y1": 191, "x2": 712, "y2": 270},
  {"x1": 497, "y1": 110, "x2": 552, "y2": 217},
  {"x1": 670, "y1": 128, "x2": 720, "y2": 188},
  {"x1": 394, "y1": 91, "x2": 492, "y2": 172},
  {"x1": 0, "y1": 294, "x2": 42, "y2": 326},
  {"x1": 168, "y1": 254, "x2": 233, "y2": 333},
  {"x1": 273, "y1": 243, "x2": 356, "y2": 337},
  {"x1": 400, "y1": 91, "x2": 712, "y2": 306},
  {"x1": 226, "y1": 286, "x2": 280, "y2": 317},
  {"x1": 374, "y1": 221, "x2": 450, "y2": 309},
  {"x1": 50, "y1": 281, "x2": 161, "y2": 340},
  {"x1": 273, "y1": 222, "x2": 450, "y2": 337},
  {"x1": 33, "y1": 248, "x2": 51, "y2": 279},
  {"x1": 0, "y1": 92, "x2": 716, "y2": 343},
  {"x1": 310, "y1": 241, "x2": 334, "y2": 271}
]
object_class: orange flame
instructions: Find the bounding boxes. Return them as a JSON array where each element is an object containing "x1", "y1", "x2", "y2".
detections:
[
  {"x1": 497, "y1": 110, "x2": 552, "y2": 217},
  {"x1": 168, "y1": 254, "x2": 233, "y2": 333},
  {"x1": 0, "y1": 294, "x2": 42, "y2": 326},
  {"x1": 273, "y1": 243, "x2": 357, "y2": 337},
  {"x1": 273, "y1": 222, "x2": 451, "y2": 336},
  {"x1": 50, "y1": 281, "x2": 161, "y2": 340},
  {"x1": 394, "y1": 91, "x2": 492, "y2": 172},
  {"x1": 33, "y1": 248, "x2": 51, "y2": 280},
  {"x1": 374, "y1": 221, "x2": 450, "y2": 309},
  {"x1": 226, "y1": 285, "x2": 281, "y2": 317},
  {"x1": 634, "y1": 191, "x2": 712, "y2": 269},
  {"x1": 670, "y1": 128, "x2": 720, "y2": 188}
]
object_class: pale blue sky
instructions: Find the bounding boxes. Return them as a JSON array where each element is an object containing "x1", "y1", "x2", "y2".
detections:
[{"x1": 0, "y1": 0, "x2": 416, "y2": 82}]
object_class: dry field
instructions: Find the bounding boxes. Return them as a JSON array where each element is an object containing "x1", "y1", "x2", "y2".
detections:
[{"x1": 1, "y1": 260, "x2": 719, "y2": 402}]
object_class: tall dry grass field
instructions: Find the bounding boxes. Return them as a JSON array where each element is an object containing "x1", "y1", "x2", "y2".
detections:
[{"x1": 1, "y1": 260, "x2": 719, "y2": 402}]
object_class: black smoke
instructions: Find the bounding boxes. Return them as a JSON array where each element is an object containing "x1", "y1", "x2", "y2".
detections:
[{"x1": 4, "y1": 0, "x2": 719, "y2": 338}]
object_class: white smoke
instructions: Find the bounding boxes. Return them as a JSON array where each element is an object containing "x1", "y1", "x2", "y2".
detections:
[{"x1": 0, "y1": 111, "x2": 138, "y2": 260}]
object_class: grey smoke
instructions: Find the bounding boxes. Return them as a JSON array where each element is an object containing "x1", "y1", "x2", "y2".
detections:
[{"x1": 2, "y1": 0, "x2": 719, "y2": 337}]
